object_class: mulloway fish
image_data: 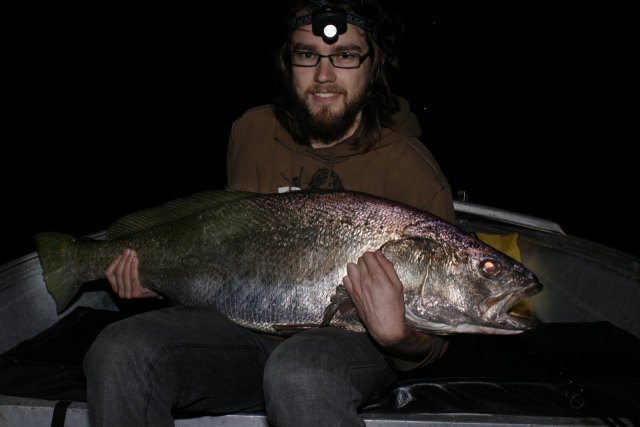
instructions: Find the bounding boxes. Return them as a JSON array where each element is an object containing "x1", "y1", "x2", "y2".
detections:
[{"x1": 36, "y1": 190, "x2": 542, "y2": 335}]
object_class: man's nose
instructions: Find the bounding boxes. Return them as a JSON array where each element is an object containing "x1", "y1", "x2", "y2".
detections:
[{"x1": 314, "y1": 56, "x2": 337, "y2": 82}]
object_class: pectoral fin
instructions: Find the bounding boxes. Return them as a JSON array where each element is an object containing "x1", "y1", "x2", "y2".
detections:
[
  {"x1": 272, "y1": 286, "x2": 355, "y2": 335},
  {"x1": 321, "y1": 285, "x2": 354, "y2": 327}
]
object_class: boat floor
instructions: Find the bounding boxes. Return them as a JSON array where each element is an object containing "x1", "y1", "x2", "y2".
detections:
[
  {"x1": 0, "y1": 395, "x2": 625, "y2": 427},
  {"x1": 1, "y1": 306, "x2": 639, "y2": 426}
]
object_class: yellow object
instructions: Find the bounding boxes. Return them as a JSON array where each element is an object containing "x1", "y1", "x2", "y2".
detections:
[
  {"x1": 476, "y1": 232, "x2": 521, "y2": 262},
  {"x1": 476, "y1": 232, "x2": 531, "y2": 317}
]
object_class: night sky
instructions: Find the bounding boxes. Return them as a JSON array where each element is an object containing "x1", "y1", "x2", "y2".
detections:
[{"x1": 1, "y1": 1, "x2": 635, "y2": 266}]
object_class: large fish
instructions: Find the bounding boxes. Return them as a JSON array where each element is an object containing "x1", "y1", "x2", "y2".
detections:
[{"x1": 36, "y1": 190, "x2": 542, "y2": 335}]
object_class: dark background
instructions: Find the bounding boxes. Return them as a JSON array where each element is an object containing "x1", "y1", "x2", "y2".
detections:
[{"x1": 1, "y1": 1, "x2": 635, "y2": 266}]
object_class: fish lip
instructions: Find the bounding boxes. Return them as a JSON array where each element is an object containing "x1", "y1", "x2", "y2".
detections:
[{"x1": 482, "y1": 280, "x2": 543, "y2": 330}]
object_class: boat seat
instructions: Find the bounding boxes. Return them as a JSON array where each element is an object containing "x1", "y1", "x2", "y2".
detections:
[{"x1": 1, "y1": 307, "x2": 639, "y2": 424}]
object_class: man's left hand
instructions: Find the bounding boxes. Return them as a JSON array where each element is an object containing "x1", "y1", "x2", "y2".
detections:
[{"x1": 342, "y1": 250, "x2": 409, "y2": 347}]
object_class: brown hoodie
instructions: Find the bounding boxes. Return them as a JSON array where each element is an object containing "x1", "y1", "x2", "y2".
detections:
[{"x1": 227, "y1": 97, "x2": 454, "y2": 221}]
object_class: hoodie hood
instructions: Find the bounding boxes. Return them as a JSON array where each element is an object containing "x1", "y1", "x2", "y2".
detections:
[{"x1": 227, "y1": 96, "x2": 453, "y2": 220}]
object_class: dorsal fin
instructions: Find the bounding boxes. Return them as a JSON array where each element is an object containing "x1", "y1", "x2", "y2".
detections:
[{"x1": 106, "y1": 190, "x2": 258, "y2": 240}]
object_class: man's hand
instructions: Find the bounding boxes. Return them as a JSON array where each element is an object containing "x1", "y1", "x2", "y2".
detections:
[
  {"x1": 342, "y1": 250, "x2": 408, "y2": 347},
  {"x1": 342, "y1": 250, "x2": 439, "y2": 362},
  {"x1": 105, "y1": 249, "x2": 159, "y2": 299}
]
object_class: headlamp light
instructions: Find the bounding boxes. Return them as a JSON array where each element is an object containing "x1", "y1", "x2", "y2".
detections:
[{"x1": 311, "y1": 9, "x2": 347, "y2": 44}]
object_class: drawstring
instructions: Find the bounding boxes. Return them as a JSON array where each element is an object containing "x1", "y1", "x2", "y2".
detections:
[
  {"x1": 278, "y1": 143, "x2": 303, "y2": 193},
  {"x1": 289, "y1": 143, "x2": 298, "y2": 190},
  {"x1": 328, "y1": 152, "x2": 336, "y2": 187}
]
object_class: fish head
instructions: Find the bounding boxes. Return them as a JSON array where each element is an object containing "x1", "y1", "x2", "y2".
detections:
[{"x1": 381, "y1": 232, "x2": 543, "y2": 336}]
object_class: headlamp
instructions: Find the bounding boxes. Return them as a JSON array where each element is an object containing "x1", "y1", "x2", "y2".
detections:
[
  {"x1": 311, "y1": 9, "x2": 347, "y2": 44},
  {"x1": 291, "y1": 4, "x2": 376, "y2": 45}
]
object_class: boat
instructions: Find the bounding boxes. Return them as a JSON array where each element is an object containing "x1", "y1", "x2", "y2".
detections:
[{"x1": 1, "y1": 197, "x2": 639, "y2": 426}]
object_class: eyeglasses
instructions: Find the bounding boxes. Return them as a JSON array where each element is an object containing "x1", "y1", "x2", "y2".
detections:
[{"x1": 291, "y1": 50, "x2": 370, "y2": 69}]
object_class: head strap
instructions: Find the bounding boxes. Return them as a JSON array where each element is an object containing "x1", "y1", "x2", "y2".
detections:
[{"x1": 290, "y1": 2, "x2": 377, "y2": 44}]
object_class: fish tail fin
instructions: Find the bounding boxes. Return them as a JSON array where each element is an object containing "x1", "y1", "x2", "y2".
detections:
[{"x1": 35, "y1": 232, "x2": 84, "y2": 314}]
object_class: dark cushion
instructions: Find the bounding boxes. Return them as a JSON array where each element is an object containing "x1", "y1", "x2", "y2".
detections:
[{"x1": 2, "y1": 308, "x2": 639, "y2": 424}]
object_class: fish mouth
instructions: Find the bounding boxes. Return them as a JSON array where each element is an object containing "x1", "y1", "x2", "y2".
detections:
[{"x1": 481, "y1": 280, "x2": 543, "y2": 330}]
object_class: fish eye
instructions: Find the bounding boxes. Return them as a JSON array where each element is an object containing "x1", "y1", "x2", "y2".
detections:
[{"x1": 479, "y1": 258, "x2": 500, "y2": 277}]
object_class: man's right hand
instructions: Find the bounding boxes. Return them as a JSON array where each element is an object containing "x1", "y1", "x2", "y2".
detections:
[{"x1": 105, "y1": 249, "x2": 159, "y2": 299}]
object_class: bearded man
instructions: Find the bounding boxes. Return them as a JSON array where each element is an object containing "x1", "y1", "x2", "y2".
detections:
[{"x1": 85, "y1": 1, "x2": 455, "y2": 426}]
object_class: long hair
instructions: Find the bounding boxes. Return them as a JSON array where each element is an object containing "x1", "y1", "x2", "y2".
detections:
[{"x1": 273, "y1": 0, "x2": 405, "y2": 151}]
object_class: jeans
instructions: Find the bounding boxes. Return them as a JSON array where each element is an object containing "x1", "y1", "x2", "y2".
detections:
[{"x1": 83, "y1": 306, "x2": 397, "y2": 427}]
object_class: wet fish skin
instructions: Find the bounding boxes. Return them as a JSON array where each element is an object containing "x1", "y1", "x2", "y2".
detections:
[{"x1": 36, "y1": 190, "x2": 542, "y2": 336}]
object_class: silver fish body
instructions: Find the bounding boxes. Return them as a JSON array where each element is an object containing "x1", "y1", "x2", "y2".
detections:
[{"x1": 36, "y1": 190, "x2": 542, "y2": 336}]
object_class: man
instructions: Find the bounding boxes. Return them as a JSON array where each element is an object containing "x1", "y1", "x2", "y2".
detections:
[{"x1": 84, "y1": 1, "x2": 454, "y2": 426}]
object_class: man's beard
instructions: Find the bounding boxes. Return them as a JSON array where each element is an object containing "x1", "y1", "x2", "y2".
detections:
[{"x1": 290, "y1": 89, "x2": 366, "y2": 145}]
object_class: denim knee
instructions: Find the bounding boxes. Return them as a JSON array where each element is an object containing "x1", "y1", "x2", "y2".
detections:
[
  {"x1": 263, "y1": 328, "x2": 394, "y2": 427},
  {"x1": 84, "y1": 313, "x2": 173, "y2": 382},
  {"x1": 85, "y1": 319, "x2": 136, "y2": 375}
]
